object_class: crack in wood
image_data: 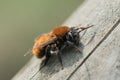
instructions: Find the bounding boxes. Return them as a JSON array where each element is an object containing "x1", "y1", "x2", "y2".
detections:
[{"x1": 66, "y1": 18, "x2": 120, "y2": 80}]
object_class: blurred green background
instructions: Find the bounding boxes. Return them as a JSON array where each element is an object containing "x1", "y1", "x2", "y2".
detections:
[{"x1": 0, "y1": 0, "x2": 83, "y2": 80}]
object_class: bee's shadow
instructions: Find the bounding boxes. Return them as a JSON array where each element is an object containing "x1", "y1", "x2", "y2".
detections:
[{"x1": 40, "y1": 42, "x2": 84, "y2": 74}]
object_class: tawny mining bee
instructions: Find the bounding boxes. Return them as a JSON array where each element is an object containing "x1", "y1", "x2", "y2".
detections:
[{"x1": 32, "y1": 25, "x2": 93, "y2": 70}]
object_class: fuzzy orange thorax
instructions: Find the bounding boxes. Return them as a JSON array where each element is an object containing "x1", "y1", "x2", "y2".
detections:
[{"x1": 52, "y1": 26, "x2": 70, "y2": 37}]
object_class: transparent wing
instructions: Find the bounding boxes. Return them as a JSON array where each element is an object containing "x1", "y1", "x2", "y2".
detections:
[{"x1": 39, "y1": 36, "x2": 57, "y2": 47}]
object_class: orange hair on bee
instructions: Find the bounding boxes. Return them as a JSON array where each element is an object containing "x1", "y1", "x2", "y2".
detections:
[
  {"x1": 52, "y1": 26, "x2": 70, "y2": 37},
  {"x1": 32, "y1": 33, "x2": 57, "y2": 56}
]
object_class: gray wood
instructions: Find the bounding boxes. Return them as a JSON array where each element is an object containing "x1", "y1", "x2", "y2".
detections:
[
  {"x1": 70, "y1": 24, "x2": 120, "y2": 80},
  {"x1": 12, "y1": 0, "x2": 120, "y2": 80}
]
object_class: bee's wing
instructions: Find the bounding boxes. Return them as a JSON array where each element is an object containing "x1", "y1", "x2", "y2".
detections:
[{"x1": 39, "y1": 36, "x2": 57, "y2": 47}]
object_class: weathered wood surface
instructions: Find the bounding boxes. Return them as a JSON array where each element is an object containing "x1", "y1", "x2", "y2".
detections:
[
  {"x1": 12, "y1": 0, "x2": 120, "y2": 80},
  {"x1": 70, "y1": 22, "x2": 120, "y2": 80}
]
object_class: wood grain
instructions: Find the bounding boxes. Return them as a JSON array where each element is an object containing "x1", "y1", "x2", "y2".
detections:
[{"x1": 70, "y1": 23, "x2": 120, "y2": 80}]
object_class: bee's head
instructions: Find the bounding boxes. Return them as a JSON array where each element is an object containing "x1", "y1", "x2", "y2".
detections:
[{"x1": 66, "y1": 28, "x2": 80, "y2": 45}]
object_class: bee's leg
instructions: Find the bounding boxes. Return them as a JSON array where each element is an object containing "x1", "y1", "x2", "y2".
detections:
[
  {"x1": 39, "y1": 56, "x2": 50, "y2": 70},
  {"x1": 66, "y1": 41, "x2": 82, "y2": 54},
  {"x1": 39, "y1": 46, "x2": 51, "y2": 70},
  {"x1": 57, "y1": 50, "x2": 64, "y2": 69},
  {"x1": 61, "y1": 44, "x2": 66, "y2": 50},
  {"x1": 50, "y1": 43, "x2": 64, "y2": 69}
]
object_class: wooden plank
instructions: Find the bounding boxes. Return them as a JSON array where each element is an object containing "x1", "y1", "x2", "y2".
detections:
[
  {"x1": 70, "y1": 23, "x2": 120, "y2": 80},
  {"x1": 12, "y1": 0, "x2": 120, "y2": 80}
]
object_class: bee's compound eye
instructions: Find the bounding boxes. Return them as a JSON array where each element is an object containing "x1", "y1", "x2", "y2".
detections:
[{"x1": 67, "y1": 31, "x2": 74, "y2": 40}]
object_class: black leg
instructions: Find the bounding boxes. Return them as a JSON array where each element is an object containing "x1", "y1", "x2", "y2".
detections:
[
  {"x1": 57, "y1": 51, "x2": 63, "y2": 69},
  {"x1": 61, "y1": 44, "x2": 66, "y2": 50},
  {"x1": 39, "y1": 56, "x2": 50, "y2": 70},
  {"x1": 66, "y1": 41, "x2": 82, "y2": 54},
  {"x1": 39, "y1": 46, "x2": 51, "y2": 71}
]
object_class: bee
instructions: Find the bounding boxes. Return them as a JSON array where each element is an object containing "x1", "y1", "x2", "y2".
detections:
[{"x1": 32, "y1": 25, "x2": 93, "y2": 70}]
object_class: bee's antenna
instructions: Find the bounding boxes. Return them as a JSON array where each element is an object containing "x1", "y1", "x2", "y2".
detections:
[
  {"x1": 24, "y1": 49, "x2": 32, "y2": 57},
  {"x1": 77, "y1": 24, "x2": 94, "y2": 33}
]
